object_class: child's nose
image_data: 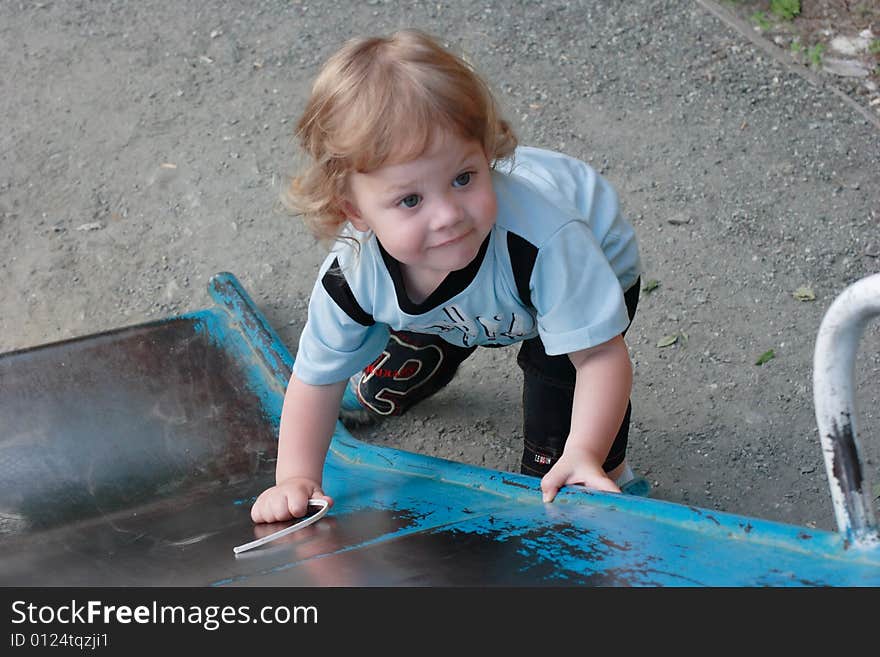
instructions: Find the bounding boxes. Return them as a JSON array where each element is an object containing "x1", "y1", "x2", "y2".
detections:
[{"x1": 432, "y1": 196, "x2": 464, "y2": 228}]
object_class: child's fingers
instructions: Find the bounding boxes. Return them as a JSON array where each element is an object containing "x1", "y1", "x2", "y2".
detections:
[
  {"x1": 250, "y1": 489, "x2": 298, "y2": 524},
  {"x1": 312, "y1": 492, "x2": 334, "y2": 510},
  {"x1": 267, "y1": 492, "x2": 296, "y2": 522},
  {"x1": 286, "y1": 489, "x2": 332, "y2": 518},
  {"x1": 540, "y1": 469, "x2": 567, "y2": 503},
  {"x1": 541, "y1": 465, "x2": 622, "y2": 503},
  {"x1": 250, "y1": 497, "x2": 284, "y2": 524},
  {"x1": 251, "y1": 483, "x2": 334, "y2": 524},
  {"x1": 281, "y1": 492, "x2": 307, "y2": 519},
  {"x1": 250, "y1": 490, "x2": 273, "y2": 523}
]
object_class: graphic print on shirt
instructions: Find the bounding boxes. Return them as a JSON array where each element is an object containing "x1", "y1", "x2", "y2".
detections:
[
  {"x1": 409, "y1": 304, "x2": 535, "y2": 347},
  {"x1": 357, "y1": 334, "x2": 445, "y2": 416}
]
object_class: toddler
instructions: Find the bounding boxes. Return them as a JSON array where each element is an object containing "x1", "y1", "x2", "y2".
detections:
[{"x1": 251, "y1": 29, "x2": 646, "y2": 524}]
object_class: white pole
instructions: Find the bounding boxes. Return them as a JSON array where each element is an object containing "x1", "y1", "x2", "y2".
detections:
[{"x1": 813, "y1": 273, "x2": 880, "y2": 547}]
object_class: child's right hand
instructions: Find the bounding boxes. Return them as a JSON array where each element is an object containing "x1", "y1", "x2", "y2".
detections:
[{"x1": 250, "y1": 476, "x2": 334, "y2": 524}]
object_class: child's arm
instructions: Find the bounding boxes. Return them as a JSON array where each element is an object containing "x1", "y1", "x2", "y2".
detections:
[
  {"x1": 250, "y1": 374, "x2": 346, "y2": 523},
  {"x1": 540, "y1": 334, "x2": 633, "y2": 502}
]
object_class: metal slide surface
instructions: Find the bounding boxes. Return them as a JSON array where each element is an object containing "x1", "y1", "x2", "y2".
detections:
[{"x1": 1, "y1": 273, "x2": 878, "y2": 586}]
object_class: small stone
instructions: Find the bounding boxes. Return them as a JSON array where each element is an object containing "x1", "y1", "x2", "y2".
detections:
[
  {"x1": 822, "y1": 57, "x2": 870, "y2": 78},
  {"x1": 829, "y1": 34, "x2": 871, "y2": 56}
]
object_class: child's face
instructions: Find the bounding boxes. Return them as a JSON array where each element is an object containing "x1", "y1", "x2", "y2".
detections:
[{"x1": 345, "y1": 129, "x2": 497, "y2": 289}]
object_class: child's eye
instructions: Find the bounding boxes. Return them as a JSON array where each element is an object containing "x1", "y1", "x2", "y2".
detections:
[
  {"x1": 398, "y1": 194, "x2": 421, "y2": 209},
  {"x1": 452, "y1": 172, "x2": 472, "y2": 188}
]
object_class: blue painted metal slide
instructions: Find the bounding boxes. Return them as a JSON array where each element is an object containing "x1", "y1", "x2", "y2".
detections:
[{"x1": 1, "y1": 272, "x2": 877, "y2": 586}]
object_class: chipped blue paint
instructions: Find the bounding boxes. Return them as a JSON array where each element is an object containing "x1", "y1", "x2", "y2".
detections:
[
  {"x1": 325, "y1": 431, "x2": 847, "y2": 556},
  {"x1": 206, "y1": 271, "x2": 879, "y2": 586},
  {"x1": 208, "y1": 272, "x2": 294, "y2": 386},
  {"x1": 322, "y1": 456, "x2": 880, "y2": 585},
  {"x1": 209, "y1": 430, "x2": 880, "y2": 586}
]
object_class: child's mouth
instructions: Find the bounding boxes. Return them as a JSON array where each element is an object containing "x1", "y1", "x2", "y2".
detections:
[{"x1": 433, "y1": 230, "x2": 471, "y2": 248}]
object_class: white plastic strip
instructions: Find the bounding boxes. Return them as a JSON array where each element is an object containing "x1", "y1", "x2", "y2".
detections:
[{"x1": 233, "y1": 499, "x2": 330, "y2": 554}]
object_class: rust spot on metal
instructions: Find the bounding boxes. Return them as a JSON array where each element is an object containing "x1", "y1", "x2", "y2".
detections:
[
  {"x1": 829, "y1": 415, "x2": 864, "y2": 500},
  {"x1": 500, "y1": 477, "x2": 532, "y2": 490},
  {"x1": 688, "y1": 506, "x2": 721, "y2": 525},
  {"x1": 598, "y1": 535, "x2": 633, "y2": 552},
  {"x1": 797, "y1": 532, "x2": 813, "y2": 540}
]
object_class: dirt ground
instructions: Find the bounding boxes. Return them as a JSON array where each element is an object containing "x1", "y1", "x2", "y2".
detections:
[{"x1": 2, "y1": 0, "x2": 878, "y2": 533}]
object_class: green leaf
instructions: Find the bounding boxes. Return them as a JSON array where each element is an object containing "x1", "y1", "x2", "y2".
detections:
[
  {"x1": 793, "y1": 286, "x2": 815, "y2": 302},
  {"x1": 657, "y1": 334, "x2": 678, "y2": 348},
  {"x1": 755, "y1": 349, "x2": 775, "y2": 366},
  {"x1": 643, "y1": 279, "x2": 660, "y2": 294}
]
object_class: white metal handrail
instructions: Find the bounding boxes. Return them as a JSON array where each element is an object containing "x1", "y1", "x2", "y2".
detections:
[{"x1": 813, "y1": 272, "x2": 880, "y2": 547}]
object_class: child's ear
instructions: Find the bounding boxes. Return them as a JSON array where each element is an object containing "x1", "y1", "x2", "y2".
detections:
[{"x1": 342, "y1": 199, "x2": 369, "y2": 232}]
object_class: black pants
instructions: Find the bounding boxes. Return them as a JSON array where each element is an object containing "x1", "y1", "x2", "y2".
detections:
[{"x1": 517, "y1": 280, "x2": 640, "y2": 477}]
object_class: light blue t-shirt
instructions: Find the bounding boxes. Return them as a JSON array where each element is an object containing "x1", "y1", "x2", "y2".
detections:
[{"x1": 292, "y1": 146, "x2": 642, "y2": 385}]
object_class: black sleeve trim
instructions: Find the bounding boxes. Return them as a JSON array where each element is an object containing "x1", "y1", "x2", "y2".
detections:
[
  {"x1": 321, "y1": 257, "x2": 375, "y2": 326},
  {"x1": 507, "y1": 232, "x2": 538, "y2": 310}
]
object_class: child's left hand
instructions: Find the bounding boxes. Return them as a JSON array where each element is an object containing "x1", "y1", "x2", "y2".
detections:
[{"x1": 540, "y1": 449, "x2": 620, "y2": 503}]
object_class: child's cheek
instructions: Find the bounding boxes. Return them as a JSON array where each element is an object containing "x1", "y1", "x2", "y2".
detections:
[{"x1": 482, "y1": 188, "x2": 498, "y2": 224}]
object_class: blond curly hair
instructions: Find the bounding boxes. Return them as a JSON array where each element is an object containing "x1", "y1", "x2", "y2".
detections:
[{"x1": 285, "y1": 29, "x2": 518, "y2": 244}]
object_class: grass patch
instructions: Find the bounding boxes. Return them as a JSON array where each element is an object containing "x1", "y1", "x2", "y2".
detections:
[
  {"x1": 770, "y1": 0, "x2": 800, "y2": 21},
  {"x1": 750, "y1": 11, "x2": 771, "y2": 31}
]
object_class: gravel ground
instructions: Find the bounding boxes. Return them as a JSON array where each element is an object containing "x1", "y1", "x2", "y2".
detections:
[
  {"x1": 716, "y1": 0, "x2": 879, "y2": 120},
  {"x1": 2, "y1": 0, "x2": 878, "y2": 532}
]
